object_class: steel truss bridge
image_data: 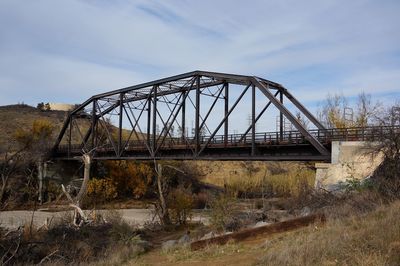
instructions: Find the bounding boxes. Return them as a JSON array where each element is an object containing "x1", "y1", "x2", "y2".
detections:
[{"x1": 52, "y1": 71, "x2": 396, "y2": 162}]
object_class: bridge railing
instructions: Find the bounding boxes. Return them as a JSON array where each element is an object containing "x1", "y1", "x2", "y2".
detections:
[{"x1": 55, "y1": 125, "x2": 400, "y2": 154}]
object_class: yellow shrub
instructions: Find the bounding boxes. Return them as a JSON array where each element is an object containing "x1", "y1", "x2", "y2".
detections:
[
  {"x1": 103, "y1": 161, "x2": 153, "y2": 199},
  {"x1": 87, "y1": 177, "x2": 118, "y2": 200},
  {"x1": 14, "y1": 119, "x2": 54, "y2": 148}
]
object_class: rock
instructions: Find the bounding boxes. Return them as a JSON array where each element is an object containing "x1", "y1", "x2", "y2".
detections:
[
  {"x1": 136, "y1": 239, "x2": 152, "y2": 252},
  {"x1": 252, "y1": 221, "x2": 269, "y2": 228},
  {"x1": 162, "y1": 240, "x2": 177, "y2": 252},
  {"x1": 200, "y1": 232, "x2": 215, "y2": 240},
  {"x1": 300, "y1": 206, "x2": 311, "y2": 217},
  {"x1": 178, "y1": 233, "x2": 191, "y2": 245}
]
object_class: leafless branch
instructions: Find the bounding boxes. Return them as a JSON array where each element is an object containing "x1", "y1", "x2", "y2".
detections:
[{"x1": 38, "y1": 249, "x2": 59, "y2": 265}]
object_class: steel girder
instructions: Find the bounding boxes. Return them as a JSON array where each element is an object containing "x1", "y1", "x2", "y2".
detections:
[{"x1": 53, "y1": 71, "x2": 329, "y2": 161}]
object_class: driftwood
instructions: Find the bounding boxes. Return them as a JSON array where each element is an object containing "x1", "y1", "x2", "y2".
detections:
[
  {"x1": 61, "y1": 185, "x2": 88, "y2": 227},
  {"x1": 60, "y1": 154, "x2": 92, "y2": 227},
  {"x1": 75, "y1": 154, "x2": 91, "y2": 205},
  {"x1": 191, "y1": 213, "x2": 326, "y2": 250}
]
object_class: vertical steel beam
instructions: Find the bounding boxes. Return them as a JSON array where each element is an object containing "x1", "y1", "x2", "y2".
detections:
[
  {"x1": 280, "y1": 90, "x2": 284, "y2": 141},
  {"x1": 152, "y1": 86, "x2": 157, "y2": 156},
  {"x1": 118, "y1": 93, "x2": 123, "y2": 156},
  {"x1": 181, "y1": 91, "x2": 186, "y2": 140},
  {"x1": 68, "y1": 117, "x2": 72, "y2": 157},
  {"x1": 224, "y1": 82, "x2": 229, "y2": 145},
  {"x1": 252, "y1": 84, "x2": 256, "y2": 156},
  {"x1": 195, "y1": 75, "x2": 201, "y2": 154},
  {"x1": 91, "y1": 100, "x2": 96, "y2": 150},
  {"x1": 147, "y1": 97, "x2": 151, "y2": 148}
]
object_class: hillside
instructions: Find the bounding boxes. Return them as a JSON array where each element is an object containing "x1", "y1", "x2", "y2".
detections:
[
  {"x1": 0, "y1": 104, "x2": 145, "y2": 150},
  {"x1": 0, "y1": 104, "x2": 68, "y2": 149},
  {"x1": 0, "y1": 104, "x2": 314, "y2": 195}
]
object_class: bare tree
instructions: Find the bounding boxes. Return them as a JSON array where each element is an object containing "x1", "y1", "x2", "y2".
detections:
[
  {"x1": 318, "y1": 93, "x2": 349, "y2": 128},
  {"x1": 296, "y1": 112, "x2": 309, "y2": 129},
  {"x1": 0, "y1": 120, "x2": 54, "y2": 206},
  {"x1": 0, "y1": 147, "x2": 27, "y2": 204},
  {"x1": 356, "y1": 92, "x2": 382, "y2": 127},
  {"x1": 318, "y1": 92, "x2": 381, "y2": 128},
  {"x1": 153, "y1": 160, "x2": 185, "y2": 226},
  {"x1": 15, "y1": 120, "x2": 54, "y2": 203},
  {"x1": 370, "y1": 101, "x2": 400, "y2": 198}
]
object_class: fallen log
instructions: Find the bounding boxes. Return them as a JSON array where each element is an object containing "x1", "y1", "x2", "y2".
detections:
[{"x1": 191, "y1": 213, "x2": 325, "y2": 250}]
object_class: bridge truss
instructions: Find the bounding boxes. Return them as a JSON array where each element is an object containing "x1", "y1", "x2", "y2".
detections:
[{"x1": 53, "y1": 71, "x2": 332, "y2": 161}]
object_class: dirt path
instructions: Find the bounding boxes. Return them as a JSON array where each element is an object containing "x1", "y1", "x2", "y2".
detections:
[{"x1": 0, "y1": 209, "x2": 208, "y2": 229}]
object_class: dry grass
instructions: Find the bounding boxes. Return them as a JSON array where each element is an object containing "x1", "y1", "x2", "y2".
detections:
[
  {"x1": 258, "y1": 200, "x2": 400, "y2": 266},
  {"x1": 161, "y1": 240, "x2": 244, "y2": 263},
  {"x1": 221, "y1": 163, "x2": 315, "y2": 198},
  {"x1": 133, "y1": 194, "x2": 399, "y2": 266},
  {"x1": 0, "y1": 104, "x2": 67, "y2": 148},
  {"x1": 0, "y1": 104, "x2": 143, "y2": 151}
]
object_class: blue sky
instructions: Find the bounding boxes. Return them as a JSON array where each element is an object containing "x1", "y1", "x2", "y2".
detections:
[{"x1": 0, "y1": 0, "x2": 399, "y2": 112}]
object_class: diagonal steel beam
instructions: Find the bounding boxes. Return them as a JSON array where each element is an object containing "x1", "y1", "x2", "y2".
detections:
[
  {"x1": 239, "y1": 90, "x2": 280, "y2": 142},
  {"x1": 279, "y1": 86, "x2": 326, "y2": 130},
  {"x1": 96, "y1": 101, "x2": 118, "y2": 156},
  {"x1": 199, "y1": 85, "x2": 225, "y2": 131},
  {"x1": 154, "y1": 86, "x2": 193, "y2": 155},
  {"x1": 155, "y1": 92, "x2": 184, "y2": 145},
  {"x1": 154, "y1": 77, "x2": 196, "y2": 148},
  {"x1": 252, "y1": 78, "x2": 329, "y2": 156},
  {"x1": 158, "y1": 84, "x2": 197, "y2": 155},
  {"x1": 123, "y1": 103, "x2": 152, "y2": 155},
  {"x1": 198, "y1": 83, "x2": 251, "y2": 156},
  {"x1": 72, "y1": 118, "x2": 86, "y2": 148}
]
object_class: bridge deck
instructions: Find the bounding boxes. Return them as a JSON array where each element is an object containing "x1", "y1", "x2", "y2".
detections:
[{"x1": 54, "y1": 126, "x2": 397, "y2": 162}]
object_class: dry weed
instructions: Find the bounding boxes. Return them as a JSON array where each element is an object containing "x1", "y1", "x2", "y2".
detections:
[{"x1": 258, "y1": 200, "x2": 400, "y2": 265}]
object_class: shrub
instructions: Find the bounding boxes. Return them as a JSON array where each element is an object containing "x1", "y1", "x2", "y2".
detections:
[
  {"x1": 193, "y1": 190, "x2": 209, "y2": 209},
  {"x1": 208, "y1": 194, "x2": 240, "y2": 232},
  {"x1": 87, "y1": 177, "x2": 118, "y2": 201},
  {"x1": 167, "y1": 187, "x2": 194, "y2": 225},
  {"x1": 103, "y1": 161, "x2": 153, "y2": 199},
  {"x1": 14, "y1": 119, "x2": 54, "y2": 150},
  {"x1": 36, "y1": 102, "x2": 51, "y2": 111}
]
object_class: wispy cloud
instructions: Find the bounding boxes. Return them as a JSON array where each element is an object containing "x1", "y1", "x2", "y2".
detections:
[{"x1": 0, "y1": 0, "x2": 399, "y2": 111}]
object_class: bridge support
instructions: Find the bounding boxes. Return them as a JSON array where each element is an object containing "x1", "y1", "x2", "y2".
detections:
[{"x1": 315, "y1": 141, "x2": 383, "y2": 191}]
